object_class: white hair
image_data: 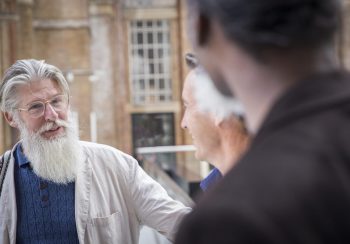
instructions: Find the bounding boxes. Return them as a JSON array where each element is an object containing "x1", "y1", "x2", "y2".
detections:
[
  {"x1": 0, "y1": 59, "x2": 69, "y2": 113},
  {"x1": 193, "y1": 68, "x2": 245, "y2": 120}
]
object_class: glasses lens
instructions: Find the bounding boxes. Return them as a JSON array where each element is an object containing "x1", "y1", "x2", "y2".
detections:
[
  {"x1": 27, "y1": 102, "x2": 45, "y2": 118},
  {"x1": 50, "y1": 95, "x2": 68, "y2": 111}
]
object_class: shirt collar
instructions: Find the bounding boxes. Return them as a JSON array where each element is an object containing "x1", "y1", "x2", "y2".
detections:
[
  {"x1": 15, "y1": 143, "x2": 31, "y2": 168},
  {"x1": 200, "y1": 168, "x2": 222, "y2": 191}
]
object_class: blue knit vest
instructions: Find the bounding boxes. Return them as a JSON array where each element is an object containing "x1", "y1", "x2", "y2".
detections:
[{"x1": 14, "y1": 145, "x2": 79, "y2": 244}]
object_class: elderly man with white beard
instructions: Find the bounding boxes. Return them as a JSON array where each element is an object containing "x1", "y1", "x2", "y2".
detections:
[{"x1": 0, "y1": 59, "x2": 191, "y2": 244}]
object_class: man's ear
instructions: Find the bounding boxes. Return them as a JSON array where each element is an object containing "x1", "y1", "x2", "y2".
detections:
[
  {"x1": 197, "y1": 13, "x2": 211, "y2": 46},
  {"x1": 4, "y1": 112, "x2": 18, "y2": 128}
]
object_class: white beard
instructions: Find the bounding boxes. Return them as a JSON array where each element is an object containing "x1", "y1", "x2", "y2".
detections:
[
  {"x1": 17, "y1": 117, "x2": 83, "y2": 184},
  {"x1": 194, "y1": 69, "x2": 245, "y2": 120}
]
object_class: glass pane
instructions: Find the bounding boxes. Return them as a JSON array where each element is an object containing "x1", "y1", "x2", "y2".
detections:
[
  {"x1": 158, "y1": 49, "x2": 163, "y2": 58},
  {"x1": 150, "y1": 63, "x2": 155, "y2": 74},
  {"x1": 140, "y1": 79, "x2": 145, "y2": 89},
  {"x1": 148, "y1": 49, "x2": 154, "y2": 59},
  {"x1": 132, "y1": 113, "x2": 175, "y2": 147},
  {"x1": 159, "y1": 78, "x2": 165, "y2": 89},
  {"x1": 159, "y1": 63, "x2": 163, "y2": 73},
  {"x1": 137, "y1": 33, "x2": 143, "y2": 44},
  {"x1": 138, "y1": 49, "x2": 144, "y2": 57},
  {"x1": 131, "y1": 33, "x2": 135, "y2": 44},
  {"x1": 157, "y1": 32, "x2": 163, "y2": 43},
  {"x1": 147, "y1": 32, "x2": 153, "y2": 43},
  {"x1": 150, "y1": 79, "x2": 155, "y2": 89}
]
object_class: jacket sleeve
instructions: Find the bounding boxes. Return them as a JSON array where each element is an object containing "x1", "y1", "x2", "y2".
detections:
[{"x1": 126, "y1": 157, "x2": 191, "y2": 241}]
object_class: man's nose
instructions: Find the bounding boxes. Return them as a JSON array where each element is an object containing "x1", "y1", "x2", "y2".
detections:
[{"x1": 43, "y1": 102, "x2": 58, "y2": 121}]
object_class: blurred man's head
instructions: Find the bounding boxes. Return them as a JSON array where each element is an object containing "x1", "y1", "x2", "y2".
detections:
[
  {"x1": 181, "y1": 54, "x2": 248, "y2": 174},
  {"x1": 181, "y1": 68, "x2": 219, "y2": 162},
  {"x1": 186, "y1": 0, "x2": 341, "y2": 132},
  {"x1": 0, "y1": 59, "x2": 82, "y2": 184}
]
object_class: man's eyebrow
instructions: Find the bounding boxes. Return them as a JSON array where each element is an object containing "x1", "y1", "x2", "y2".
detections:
[
  {"x1": 25, "y1": 93, "x2": 62, "y2": 106},
  {"x1": 24, "y1": 98, "x2": 42, "y2": 106}
]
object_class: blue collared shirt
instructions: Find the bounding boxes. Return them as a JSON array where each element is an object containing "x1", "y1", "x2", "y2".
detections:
[
  {"x1": 200, "y1": 167, "x2": 222, "y2": 191},
  {"x1": 15, "y1": 143, "x2": 30, "y2": 168},
  {"x1": 14, "y1": 143, "x2": 79, "y2": 244}
]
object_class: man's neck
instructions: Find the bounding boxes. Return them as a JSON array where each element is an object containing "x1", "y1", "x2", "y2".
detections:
[{"x1": 222, "y1": 135, "x2": 248, "y2": 175}]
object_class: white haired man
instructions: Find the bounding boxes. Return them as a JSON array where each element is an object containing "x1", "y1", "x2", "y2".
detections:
[
  {"x1": 181, "y1": 53, "x2": 249, "y2": 191},
  {"x1": 0, "y1": 59, "x2": 190, "y2": 244}
]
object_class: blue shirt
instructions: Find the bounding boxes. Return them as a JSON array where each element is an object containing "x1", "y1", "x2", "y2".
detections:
[
  {"x1": 14, "y1": 144, "x2": 79, "y2": 244},
  {"x1": 200, "y1": 168, "x2": 222, "y2": 191}
]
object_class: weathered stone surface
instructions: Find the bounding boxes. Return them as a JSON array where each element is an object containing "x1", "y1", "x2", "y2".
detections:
[{"x1": 123, "y1": 0, "x2": 176, "y2": 8}]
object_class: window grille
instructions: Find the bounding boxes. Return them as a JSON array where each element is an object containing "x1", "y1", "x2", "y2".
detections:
[{"x1": 129, "y1": 19, "x2": 173, "y2": 105}]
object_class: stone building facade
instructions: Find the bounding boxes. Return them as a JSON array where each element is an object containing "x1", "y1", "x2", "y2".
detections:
[
  {"x1": 1, "y1": 0, "x2": 349, "y2": 182},
  {"x1": 0, "y1": 0, "x2": 194, "y2": 155}
]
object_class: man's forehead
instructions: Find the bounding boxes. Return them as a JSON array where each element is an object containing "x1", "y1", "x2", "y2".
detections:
[{"x1": 17, "y1": 79, "x2": 62, "y2": 100}]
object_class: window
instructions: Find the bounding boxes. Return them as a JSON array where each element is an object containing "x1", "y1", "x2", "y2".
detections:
[
  {"x1": 132, "y1": 113, "x2": 176, "y2": 170},
  {"x1": 129, "y1": 19, "x2": 172, "y2": 105},
  {"x1": 132, "y1": 113, "x2": 175, "y2": 148}
]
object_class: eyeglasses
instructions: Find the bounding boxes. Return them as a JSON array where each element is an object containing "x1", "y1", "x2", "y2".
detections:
[{"x1": 17, "y1": 94, "x2": 69, "y2": 119}]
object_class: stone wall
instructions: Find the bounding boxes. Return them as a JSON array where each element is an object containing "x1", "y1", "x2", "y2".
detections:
[{"x1": 0, "y1": 0, "x2": 17, "y2": 152}]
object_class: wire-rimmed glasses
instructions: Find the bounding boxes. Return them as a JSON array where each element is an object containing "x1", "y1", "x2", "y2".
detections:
[{"x1": 17, "y1": 94, "x2": 69, "y2": 119}]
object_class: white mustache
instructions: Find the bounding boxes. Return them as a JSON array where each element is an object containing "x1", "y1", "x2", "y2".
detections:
[{"x1": 37, "y1": 119, "x2": 69, "y2": 134}]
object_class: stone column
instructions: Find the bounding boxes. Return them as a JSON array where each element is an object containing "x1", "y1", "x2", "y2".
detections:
[
  {"x1": 17, "y1": 0, "x2": 33, "y2": 59},
  {"x1": 0, "y1": 0, "x2": 19, "y2": 152},
  {"x1": 89, "y1": 3, "x2": 119, "y2": 148},
  {"x1": 32, "y1": 0, "x2": 92, "y2": 141}
]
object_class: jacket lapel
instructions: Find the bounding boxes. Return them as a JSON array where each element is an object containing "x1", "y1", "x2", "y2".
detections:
[{"x1": 75, "y1": 148, "x2": 92, "y2": 243}]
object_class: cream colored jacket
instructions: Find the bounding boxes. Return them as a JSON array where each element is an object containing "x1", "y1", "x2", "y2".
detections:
[{"x1": 0, "y1": 141, "x2": 191, "y2": 244}]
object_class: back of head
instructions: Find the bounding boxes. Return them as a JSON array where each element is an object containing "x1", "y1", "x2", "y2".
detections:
[
  {"x1": 188, "y1": 0, "x2": 341, "y2": 56},
  {"x1": 0, "y1": 59, "x2": 69, "y2": 113}
]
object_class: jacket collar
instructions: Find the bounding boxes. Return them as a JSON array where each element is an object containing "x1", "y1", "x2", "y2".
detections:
[{"x1": 74, "y1": 145, "x2": 91, "y2": 243}]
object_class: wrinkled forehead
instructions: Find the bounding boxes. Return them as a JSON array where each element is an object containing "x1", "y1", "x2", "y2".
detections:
[{"x1": 17, "y1": 79, "x2": 62, "y2": 103}]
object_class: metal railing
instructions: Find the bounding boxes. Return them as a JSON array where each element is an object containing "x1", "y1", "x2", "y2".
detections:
[
  {"x1": 136, "y1": 145, "x2": 210, "y2": 205},
  {"x1": 143, "y1": 159, "x2": 194, "y2": 207}
]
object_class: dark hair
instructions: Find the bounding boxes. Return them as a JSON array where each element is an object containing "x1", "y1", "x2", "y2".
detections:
[
  {"x1": 185, "y1": 53, "x2": 199, "y2": 69},
  {"x1": 187, "y1": 0, "x2": 340, "y2": 54}
]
